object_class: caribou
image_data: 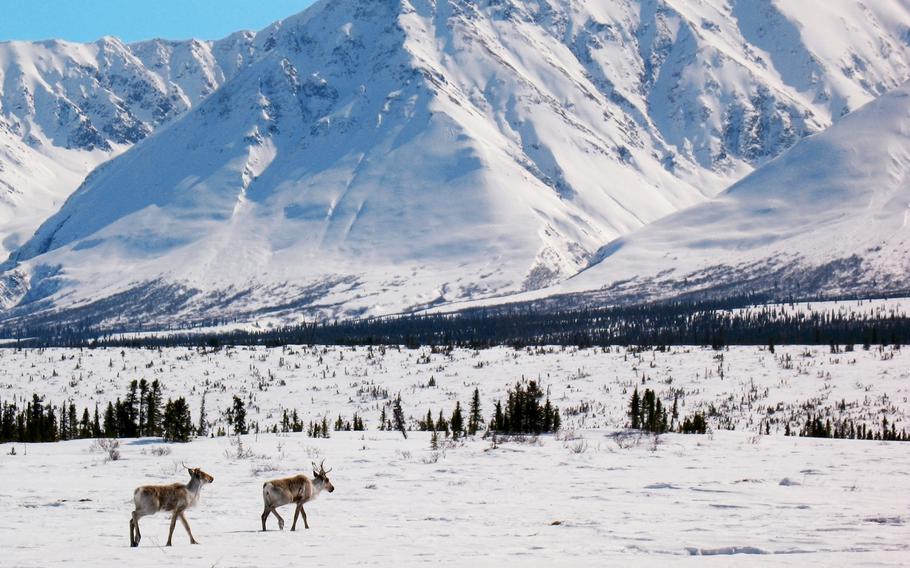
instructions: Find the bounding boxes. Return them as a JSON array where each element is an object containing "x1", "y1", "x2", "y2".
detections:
[
  {"x1": 261, "y1": 460, "x2": 335, "y2": 531},
  {"x1": 129, "y1": 467, "x2": 215, "y2": 547}
]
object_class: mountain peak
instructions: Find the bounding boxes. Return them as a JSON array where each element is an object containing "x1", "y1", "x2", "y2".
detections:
[
  {"x1": 2, "y1": 0, "x2": 910, "y2": 327},
  {"x1": 559, "y1": 79, "x2": 910, "y2": 303}
]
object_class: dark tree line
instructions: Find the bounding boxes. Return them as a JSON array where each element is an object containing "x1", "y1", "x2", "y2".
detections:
[
  {"x1": 490, "y1": 381, "x2": 561, "y2": 434},
  {"x1": 307, "y1": 417, "x2": 331, "y2": 438},
  {"x1": 417, "y1": 388, "x2": 484, "y2": 439},
  {"x1": 629, "y1": 388, "x2": 707, "y2": 435},
  {"x1": 799, "y1": 414, "x2": 908, "y2": 442},
  {"x1": 0, "y1": 394, "x2": 97, "y2": 443},
  {"x1": 6, "y1": 294, "x2": 908, "y2": 349},
  {"x1": 1, "y1": 380, "x2": 195, "y2": 444}
]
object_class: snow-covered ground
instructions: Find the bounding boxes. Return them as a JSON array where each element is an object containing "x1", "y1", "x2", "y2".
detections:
[
  {"x1": 726, "y1": 297, "x2": 910, "y2": 320},
  {"x1": 1, "y1": 345, "x2": 909, "y2": 565},
  {"x1": 2, "y1": 430, "x2": 909, "y2": 566},
  {"x1": 1, "y1": 345, "x2": 908, "y2": 434}
]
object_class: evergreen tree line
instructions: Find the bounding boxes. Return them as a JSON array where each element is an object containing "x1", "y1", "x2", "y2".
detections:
[
  {"x1": 628, "y1": 388, "x2": 706, "y2": 435},
  {"x1": 307, "y1": 417, "x2": 331, "y2": 438},
  {"x1": 416, "y1": 388, "x2": 485, "y2": 439},
  {"x1": 334, "y1": 413, "x2": 365, "y2": 432},
  {"x1": 797, "y1": 414, "x2": 908, "y2": 442},
  {"x1": 489, "y1": 381, "x2": 561, "y2": 434},
  {"x1": 12, "y1": 294, "x2": 910, "y2": 349},
  {"x1": 0, "y1": 380, "x2": 195, "y2": 444}
]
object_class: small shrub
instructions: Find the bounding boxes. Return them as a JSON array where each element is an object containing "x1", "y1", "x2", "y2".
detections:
[
  {"x1": 91, "y1": 438, "x2": 121, "y2": 462},
  {"x1": 567, "y1": 439, "x2": 588, "y2": 454}
]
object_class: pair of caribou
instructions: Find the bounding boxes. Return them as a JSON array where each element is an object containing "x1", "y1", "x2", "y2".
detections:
[{"x1": 129, "y1": 460, "x2": 335, "y2": 547}]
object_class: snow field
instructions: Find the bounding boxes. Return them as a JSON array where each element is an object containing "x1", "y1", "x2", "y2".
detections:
[
  {"x1": 0, "y1": 344, "x2": 908, "y2": 564},
  {"x1": 1, "y1": 430, "x2": 909, "y2": 566},
  {"x1": 0, "y1": 344, "x2": 907, "y2": 435}
]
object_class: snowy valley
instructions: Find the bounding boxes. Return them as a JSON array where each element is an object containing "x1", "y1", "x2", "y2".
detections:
[
  {"x1": 1, "y1": 2, "x2": 910, "y2": 565},
  {"x1": 1, "y1": 343, "x2": 909, "y2": 565}
]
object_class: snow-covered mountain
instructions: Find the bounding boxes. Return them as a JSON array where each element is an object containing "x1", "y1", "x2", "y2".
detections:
[
  {"x1": 523, "y1": 78, "x2": 910, "y2": 307},
  {"x1": 0, "y1": 32, "x2": 259, "y2": 258},
  {"x1": 2, "y1": 0, "x2": 910, "y2": 328}
]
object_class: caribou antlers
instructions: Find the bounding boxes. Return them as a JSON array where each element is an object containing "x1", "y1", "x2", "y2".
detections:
[{"x1": 312, "y1": 459, "x2": 332, "y2": 476}]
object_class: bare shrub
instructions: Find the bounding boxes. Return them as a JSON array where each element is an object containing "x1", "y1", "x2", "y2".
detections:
[
  {"x1": 648, "y1": 434, "x2": 660, "y2": 453},
  {"x1": 90, "y1": 438, "x2": 121, "y2": 462},
  {"x1": 251, "y1": 460, "x2": 281, "y2": 476},
  {"x1": 421, "y1": 451, "x2": 443, "y2": 464},
  {"x1": 556, "y1": 429, "x2": 581, "y2": 442},
  {"x1": 145, "y1": 446, "x2": 172, "y2": 457},
  {"x1": 224, "y1": 436, "x2": 254, "y2": 460},
  {"x1": 611, "y1": 430, "x2": 642, "y2": 450},
  {"x1": 567, "y1": 438, "x2": 588, "y2": 454}
]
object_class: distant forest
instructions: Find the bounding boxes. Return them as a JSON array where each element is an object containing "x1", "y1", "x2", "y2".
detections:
[{"x1": 2, "y1": 295, "x2": 908, "y2": 349}]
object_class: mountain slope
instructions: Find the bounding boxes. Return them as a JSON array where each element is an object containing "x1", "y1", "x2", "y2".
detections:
[
  {"x1": 548, "y1": 79, "x2": 910, "y2": 304},
  {"x1": 2, "y1": 0, "x2": 910, "y2": 328},
  {"x1": 0, "y1": 33, "x2": 258, "y2": 258}
]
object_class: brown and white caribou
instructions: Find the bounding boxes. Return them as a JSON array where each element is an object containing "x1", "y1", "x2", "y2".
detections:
[
  {"x1": 129, "y1": 467, "x2": 215, "y2": 547},
  {"x1": 261, "y1": 460, "x2": 335, "y2": 531}
]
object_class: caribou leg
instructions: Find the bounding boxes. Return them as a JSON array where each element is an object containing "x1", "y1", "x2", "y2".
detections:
[
  {"x1": 166, "y1": 511, "x2": 179, "y2": 546},
  {"x1": 291, "y1": 502, "x2": 302, "y2": 531},
  {"x1": 130, "y1": 511, "x2": 143, "y2": 547},
  {"x1": 178, "y1": 511, "x2": 199, "y2": 544},
  {"x1": 271, "y1": 507, "x2": 285, "y2": 530}
]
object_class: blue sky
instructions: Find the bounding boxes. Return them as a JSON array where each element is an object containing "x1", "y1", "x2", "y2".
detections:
[{"x1": 0, "y1": 0, "x2": 317, "y2": 43}]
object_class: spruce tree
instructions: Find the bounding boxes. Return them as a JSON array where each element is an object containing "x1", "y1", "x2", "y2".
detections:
[
  {"x1": 436, "y1": 409, "x2": 449, "y2": 436},
  {"x1": 468, "y1": 388, "x2": 482, "y2": 435},
  {"x1": 450, "y1": 401, "x2": 464, "y2": 439},
  {"x1": 138, "y1": 379, "x2": 148, "y2": 436},
  {"x1": 92, "y1": 403, "x2": 102, "y2": 438},
  {"x1": 145, "y1": 380, "x2": 163, "y2": 436},
  {"x1": 163, "y1": 398, "x2": 193, "y2": 443},
  {"x1": 231, "y1": 395, "x2": 248, "y2": 436},
  {"x1": 197, "y1": 391, "x2": 208, "y2": 437},
  {"x1": 125, "y1": 380, "x2": 140, "y2": 437},
  {"x1": 392, "y1": 394, "x2": 407, "y2": 439},
  {"x1": 103, "y1": 402, "x2": 117, "y2": 438},
  {"x1": 80, "y1": 408, "x2": 92, "y2": 439},
  {"x1": 68, "y1": 403, "x2": 77, "y2": 440},
  {"x1": 629, "y1": 387, "x2": 641, "y2": 429},
  {"x1": 321, "y1": 416, "x2": 330, "y2": 438},
  {"x1": 59, "y1": 401, "x2": 69, "y2": 441},
  {"x1": 492, "y1": 401, "x2": 504, "y2": 432}
]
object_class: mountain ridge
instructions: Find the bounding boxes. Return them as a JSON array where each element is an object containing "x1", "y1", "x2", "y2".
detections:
[{"x1": 2, "y1": 0, "x2": 910, "y2": 328}]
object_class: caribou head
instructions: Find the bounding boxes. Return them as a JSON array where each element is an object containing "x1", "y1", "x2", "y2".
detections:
[{"x1": 312, "y1": 460, "x2": 335, "y2": 493}]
